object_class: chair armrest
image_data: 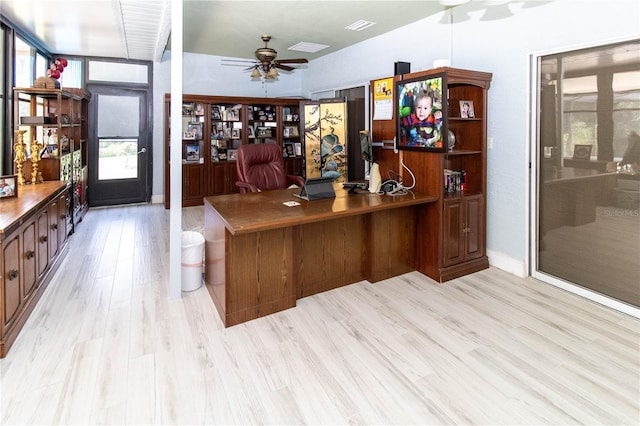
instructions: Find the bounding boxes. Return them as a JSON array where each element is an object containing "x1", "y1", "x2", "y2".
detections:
[
  {"x1": 287, "y1": 175, "x2": 305, "y2": 187},
  {"x1": 236, "y1": 181, "x2": 259, "y2": 192}
]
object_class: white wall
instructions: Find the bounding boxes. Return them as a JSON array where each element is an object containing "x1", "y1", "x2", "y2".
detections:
[{"x1": 152, "y1": 0, "x2": 639, "y2": 273}]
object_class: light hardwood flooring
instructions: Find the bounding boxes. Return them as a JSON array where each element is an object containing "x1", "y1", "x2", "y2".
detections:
[{"x1": 1, "y1": 204, "x2": 639, "y2": 425}]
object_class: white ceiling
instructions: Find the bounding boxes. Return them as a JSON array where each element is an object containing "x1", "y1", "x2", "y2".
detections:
[
  {"x1": 3, "y1": 0, "x2": 636, "y2": 78},
  {"x1": 0, "y1": 0, "x2": 515, "y2": 63}
]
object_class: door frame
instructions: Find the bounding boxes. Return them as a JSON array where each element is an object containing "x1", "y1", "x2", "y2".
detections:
[{"x1": 87, "y1": 83, "x2": 153, "y2": 206}]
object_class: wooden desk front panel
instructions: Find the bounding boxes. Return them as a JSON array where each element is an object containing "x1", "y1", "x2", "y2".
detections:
[
  {"x1": 205, "y1": 207, "x2": 297, "y2": 326},
  {"x1": 367, "y1": 207, "x2": 417, "y2": 283},
  {"x1": 295, "y1": 214, "x2": 367, "y2": 299}
]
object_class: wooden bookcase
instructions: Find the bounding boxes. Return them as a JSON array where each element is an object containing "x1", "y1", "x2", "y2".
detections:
[
  {"x1": 13, "y1": 87, "x2": 90, "y2": 231},
  {"x1": 164, "y1": 94, "x2": 305, "y2": 208},
  {"x1": 371, "y1": 67, "x2": 492, "y2": 282}
]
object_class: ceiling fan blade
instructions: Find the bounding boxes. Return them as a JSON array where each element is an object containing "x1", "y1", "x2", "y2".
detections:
[
  {"x1": 275, "y1": 64, "x2": 295, "y2": 72},
  {"x1": 221, "y1": 59, "x2": 257, "y2": 64},
  {"x1": 277, "y1": 58, "x2": 308, "y2": 64}
]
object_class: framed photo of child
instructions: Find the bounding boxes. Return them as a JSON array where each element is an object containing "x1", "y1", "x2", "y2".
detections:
[
  {"x1": 459, "y1": 100, "x2": 475, "y2": 118},
  {"x1": 396, "y1": 73, "x2": 446, "y2": 152}
]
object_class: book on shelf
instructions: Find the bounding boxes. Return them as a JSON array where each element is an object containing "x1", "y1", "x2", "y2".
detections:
[{"x1": 444, "y1": 169, "x2": 467, "y2": 192}]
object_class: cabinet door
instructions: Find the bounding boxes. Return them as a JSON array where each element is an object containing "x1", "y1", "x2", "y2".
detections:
[
  {"x1": 183, "y1": 164, "x2": 205, "y2": 204},
  {"x1": 37, "y1": 210, "x2": 49, "y2": 276},
  {"x1": 2, "y1": 232, "x2": 21, "y2": 334},
  {"x1": 48, "y1": 200, "x2": 59, "y2": 260},
  {"x1": 227, "y1": 162, "x2": 239, "y2": 193},
  {"x1": 210, "y1": 162, "x2": 228, "y2": 196},
  {"x1": 57, "y1": 193, "x2": 69, "y2": 246},
  {"x1": 464, "y1": 195, "x2": 485, "y2": 261},
  {"x1": 21, "y1": 219, "x2": 38, "y2": 301},
  {"x1": 443, "y1": 199, "x2": 464, "y2": 266}
]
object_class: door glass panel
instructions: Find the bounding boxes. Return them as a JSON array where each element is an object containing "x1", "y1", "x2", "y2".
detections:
[
  {"x1": 536, "y1": 40, "x2": 640, "y2": 308},
  {"x1": 97, "y1": 95, "x2": 139, "y2": 137},
  {"x1": 97, "y1": 94, "x2": 140, "y2": 180},
  {"x1": 98, "y1": 138, "x2": 138, "y2": 180}
]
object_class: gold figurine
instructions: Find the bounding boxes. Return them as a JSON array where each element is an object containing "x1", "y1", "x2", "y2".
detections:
[
  {"x1": 30, "y1": 139, "x2": 44, "y2": 184},
  {"x1": 13, "y1": 130, "x2": 27, "y2": 185}
]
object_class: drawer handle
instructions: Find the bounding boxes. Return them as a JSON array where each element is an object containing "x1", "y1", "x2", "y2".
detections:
[
  {"x1": 40, "y1": 235, "x2": 48, "y2": 243},
  {"x1": 52, "y1": 223, "x2": 58, "y2": 230},
  {"x1": 8, "y1": 269, "x2": 18, "y2": 280},
  {"x1": 26, "y1": 250, "x2": 35, "y2": 260}
]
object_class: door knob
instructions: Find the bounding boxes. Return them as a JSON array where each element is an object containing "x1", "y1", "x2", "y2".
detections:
[{"x1": 137, "y1": 147, "x2": 147, "y2": 154}]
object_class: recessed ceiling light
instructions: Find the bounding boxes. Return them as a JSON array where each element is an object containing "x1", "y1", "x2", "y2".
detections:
[
  {"x1": 288, "y1": 42, "x2": 330, "y2": 53},
  {"x1": 345, "y1": 20, "x2": 376, "y2": 31}
]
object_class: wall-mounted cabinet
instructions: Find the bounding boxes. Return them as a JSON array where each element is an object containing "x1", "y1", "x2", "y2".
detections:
[{"x1": 164, "y1": 94, "x2": 306, "y2": 208}]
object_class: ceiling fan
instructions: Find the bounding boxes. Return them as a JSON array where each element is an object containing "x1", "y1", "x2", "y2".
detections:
[{"x1": 223, "y1": 35, "x2": 309, "y2": 79}]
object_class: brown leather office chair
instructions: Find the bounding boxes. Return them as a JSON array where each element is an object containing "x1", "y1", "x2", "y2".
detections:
[{"x1": 235, "y1": 143, "x2": 305, "y2": 193}]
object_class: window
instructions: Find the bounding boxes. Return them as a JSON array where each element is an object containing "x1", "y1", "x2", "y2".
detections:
[{"x1": 14, "y1": 37, "x2": 34, "y2": 88}]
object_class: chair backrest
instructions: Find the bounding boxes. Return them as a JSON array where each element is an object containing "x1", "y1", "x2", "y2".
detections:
[{"x1": 236, "y1": 143, "x2": 289, "y2": 191}]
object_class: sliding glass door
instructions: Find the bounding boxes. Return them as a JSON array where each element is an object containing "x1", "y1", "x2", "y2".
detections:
[{"x1": 532, "y1": 39, "x2": 640, "y2": 312}]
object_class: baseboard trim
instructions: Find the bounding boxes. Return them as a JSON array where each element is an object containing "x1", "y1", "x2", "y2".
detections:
[{"x1": 487, "y1": 249, "x2": 527, "y2": 278}]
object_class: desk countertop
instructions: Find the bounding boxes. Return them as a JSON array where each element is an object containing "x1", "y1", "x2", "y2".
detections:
[
  {"x1": 544, "y1": 167, "x2": 617, "y2": 185},
  {"x1": 204, "y1": 187, "x2": 437, "y2": 235}
]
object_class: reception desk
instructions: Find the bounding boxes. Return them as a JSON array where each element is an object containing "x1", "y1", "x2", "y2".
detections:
[{"x1": 204, "y1": 187, "x2": 437, "y2": 326}]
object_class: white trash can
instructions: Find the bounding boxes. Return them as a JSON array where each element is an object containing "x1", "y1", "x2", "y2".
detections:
[{"x1": 181, "y1": 231, "x2": 205, "y2": 292}]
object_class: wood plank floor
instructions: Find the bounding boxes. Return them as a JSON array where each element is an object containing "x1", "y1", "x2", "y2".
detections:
[{"x1": 1, "y1": 204, "x2": 639, "y2": 425}]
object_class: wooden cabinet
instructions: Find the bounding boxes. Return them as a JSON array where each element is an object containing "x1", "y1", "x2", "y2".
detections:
[
  {"x1": 1, "y1": 229, "x2": 21, "y2": 335},
  {"x1": 13, "y1": 87, "x2": 90, "y2": 230},
  {"x1": 371, "y1": 67, "x2": 492, "y2": 282},
  {"x1": 164, "y1": 94, "x2": 305, "y2": 208},
  {"x1": 443, "y1": 195, "x2": 485, "y2": 267},
  {"x1": 0, "y1": 181, "x2": 70, "y2": 357}
]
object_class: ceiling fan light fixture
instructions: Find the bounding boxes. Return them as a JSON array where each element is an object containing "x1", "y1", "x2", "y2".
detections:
[
  {"x1": 250, "y1": 67, "x2": 261, "y2": 78},
  {"x1": 268, "y1": 67, "x2": 279, "y2": 77}
]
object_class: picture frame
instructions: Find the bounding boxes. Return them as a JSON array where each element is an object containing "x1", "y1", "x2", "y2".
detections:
[
  {"x1": 211, "y1": 106, "x2": 222, "y2": 120},
  {"x1": 231, "y1": 128, "x2": 240, "y2": 139},
  {"x1": 228, "y1": 149, "x2": 238, "y2": 161},
  {"x1": 284, "y1": 125, "x2": 299, "y2": 138},
  {"x1": 0, "y1": 175, "x2": 18, "y2": 198},
  {"x1": 459, "y1": 100, "x2": 475, "y2": 118},
  {"x1": 256, "y1": 126, "x2": 273, "y2": 138},
  {"x1": 572, "y1": 144, "x2": 593, "y2": 160},
  {"x1": 247, "y1": 126, "x2": 255, "y2": 138},
  {"x1": 187, "y1": 122, "x2": 203, "y2": 139},
  {"x1": 185, "y1": 144, "x2": 200, "y2": 161},
  {"x1": 195, "y1": 103, "x2": 205, "y2": 116},
  {"x1": 284, "y1": 143, "x2": 295, "y2": 157},
  {"x1": 396, "y1": 73, "x2": 447, "y2": 152},
  {"x1": 183, "y1": 130, "x2": 196, "y2": 140}
]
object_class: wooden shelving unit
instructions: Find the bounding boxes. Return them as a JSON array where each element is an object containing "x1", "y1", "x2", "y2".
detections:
[
  {"x1": 13, "y1": 87, "x2": 90, "y2": 230},
  {"x1": 164, "y1": 94, "x2": 306, "y2": 208},
  {"x1": 371, "y1": 67, "x2": 492, "y2": 282}
]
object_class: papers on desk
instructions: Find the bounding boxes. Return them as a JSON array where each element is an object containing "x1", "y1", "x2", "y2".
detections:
[{"x1": 283, "y1": 201, "x2": 300, "y2": 207}]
